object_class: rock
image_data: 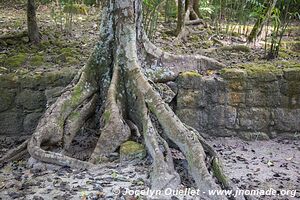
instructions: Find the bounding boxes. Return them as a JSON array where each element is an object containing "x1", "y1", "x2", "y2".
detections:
[
  {"x1": 177, "y1": 71, "x2": 203, "y2": 89},
  {"x1": 45, "y1": 87, "x2": 64, "y2": 106},
  {"x1": 177, "y1": 89, "x2": 206, "y2": 108},
  {"x1": 16, "y1": 89, "x2": 46, "y2": 110},
  {"x1": 0, "y1": 89, "x2": 15, "y2": 112},
  {"x1": 155, "y1": 83, "x2": 176, "y2": 103},
  {"x1": 120, "y1": 141, "x2": 146, "y2": 162},
  {"x1": 176, "y1": 109, "x2": 208, "y2": 132},
  {"x1": 273, "y1": 109, "x2": 300, "y2": 132},
  {"x1": 283, "y1": 67, "x2": 300, "y2": 81},
  {"x1": 239, "y1": 108, "x2": 270, "y2": 131},
  {"x1": 239, "y1": 132, "x2": 270, "y2": 141},
  {"x1": 23, "y1": 112, "x2": 43, "y2": 133},
  {"x1": 0, "y1": 111, "x2": 23, "y2": 135}
]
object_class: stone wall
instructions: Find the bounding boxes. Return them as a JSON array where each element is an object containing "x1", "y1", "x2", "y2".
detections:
[
  {"x1": 1, "y1": 63, "x2": 299, "y2": 140},
  {"x1": 176, "y1": 63, "x2": 300, "y2": 140},
  {"x1": 0, "y1": 68, "x2": 75, "y2": 136}
]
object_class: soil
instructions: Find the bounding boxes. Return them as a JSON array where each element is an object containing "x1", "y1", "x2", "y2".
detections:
[{"x1": 0, "y1": 4, "x2": 299, "y2": 200}]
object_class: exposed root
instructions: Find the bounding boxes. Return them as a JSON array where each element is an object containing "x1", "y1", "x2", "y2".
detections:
[
  {"x1": 129, "y1": 65, "x2": 227, "y2": 199},
  {"x1": 89, "y1": 62, "x2": 130, "y2": 163},
  {"x1": 0, "y1": 140, "x2": 29, "y2": 164},
  {"x1": 27, "y1": 60, "x2": 99, "y2": 169},
  {"x1": 143, "y1": 37, "x2": 226, "y2": 75},
  {"x1": 63, "y1": 94, "x2": 98, "y2": 152}
]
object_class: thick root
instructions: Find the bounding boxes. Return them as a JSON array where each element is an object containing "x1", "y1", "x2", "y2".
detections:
[
  {"x1": 143, "y1": 37, "x2": 225, "y2": 74},
  {"x1": 0, "y1": 140, "x2": 29, "y2": 164},
  {"x1": 131, "y1": 67, "x2": 227, "y2": 200},
  {"x1": 89, "y1": 63, "x2": 130, "y2": 163},
  {"x1": 27, "y1": 62, "x2": 98, "y2": 169}
]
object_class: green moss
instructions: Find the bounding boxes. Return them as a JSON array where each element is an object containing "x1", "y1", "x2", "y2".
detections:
[
  {"x1": 180, "y1": 71, "x2": 202, "y2": 78},
  {"x1": 66, "y1": 56, "x2": 79, "y2": 65},
  {"x1": 30, "y1": 55, "x2": 45, "y2": 66},
  {"x1": 70, "y1": 84, "x2": 83, "y2": 106},
  {"x1": 120, "y1": 141, "x2": 146, "y2": 161},
  {"x1": 212, "y1": 158, "x2": 228, "y2": 186},
  {"x1": 63, "y1": 4, "x2": 88, "y2": 15},
  {"x1": 103, "y1": 110, "x2": 111, "y2": 124},
  {"x1": 38, "y1": 40, "x2": 51, "y2": 50},
  {"x1": 220, "y1": 68, "x2": 247, "y2": 80},
  {"x1": 233, "y1": 63, "x2": 282, "y2": 81},
  {"x1": 68, "y1": 111, "x2": 80, "y2": 120},
  {"x1": 6, "y1": 53, "x2": 28, "y2": 68}
]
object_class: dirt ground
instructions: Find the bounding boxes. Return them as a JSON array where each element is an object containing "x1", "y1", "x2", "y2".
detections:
[
  {"x1": 0, "y1": 137, "x2": 299, "y2": 200},
  {"x1": 0, "y1": 4, "x2": 299, "y2": 200}
]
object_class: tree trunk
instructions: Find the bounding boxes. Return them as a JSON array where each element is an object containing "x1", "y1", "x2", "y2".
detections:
[
  {"x1": 27, "y1": 0, "x2": 40, "y2": 44},
  {"x1": 193, "y1": 0, "x2": 201, "y2": 19},
  {"x1": 247, "y1": 0, "x2": 277, "y2": 43},
  {"x1": 176, "y1": 0, "x2": 185, "y2": 35},
  {"x1": 1, "y1": 0, "x2": 249, "y2": 199}
]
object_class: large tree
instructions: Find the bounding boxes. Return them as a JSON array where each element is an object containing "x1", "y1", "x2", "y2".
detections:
[{"x1": 1, "y1": 1, "x2": 249, "y2": 199}]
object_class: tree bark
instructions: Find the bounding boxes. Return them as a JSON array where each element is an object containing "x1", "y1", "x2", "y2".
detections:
[
  {"x1": 247, "y1": 0, "x2": 277, "y2": 43},
  {"x1": 1, "y1": 0, "x2": 249, "y2": 199},
  {"x1": 27, "y1": 0, "x2": 40, "y2": 44}
]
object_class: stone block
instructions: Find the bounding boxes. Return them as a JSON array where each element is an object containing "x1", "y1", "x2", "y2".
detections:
[
  {"x1": 273, "y1": 108, "x2": 300, "y2": 132},
  {"x1": 177, "y1": 89, "x2": 206, "y2": 108},
  {"x1": 239, "y1": 108, "x2": 270, "y2": 131},
  {"x1": 16, "y1": 90, "x2": 46, "y2": 110},
  {"x1": 176, "y1": 109, "x2": 207, "y2": 131},
  {"x1": 0, "y1": 111, "x2": 23, "y2": 135},
  {"x1": 23, "y1": 112, "x2": 43, "y2": 133},
  {"x1": 0, "y1": 89, "x2": 15, "y2": 112}
]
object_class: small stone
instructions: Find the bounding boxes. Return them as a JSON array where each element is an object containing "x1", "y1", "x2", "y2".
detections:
[{"x1": 120, "y1": 141, "x2": 146, "y2": 162}]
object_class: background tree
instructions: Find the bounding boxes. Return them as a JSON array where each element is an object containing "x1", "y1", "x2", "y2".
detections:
[
  {"x1": 27, "y1": 0, "x2": 40, "y2": 44},
  {"x1": 247, "y1": 0, "x2": 277, "y2": 43}
]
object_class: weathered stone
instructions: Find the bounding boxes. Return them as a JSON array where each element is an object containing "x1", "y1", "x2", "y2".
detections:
[
  {"x1": 239, "y1": 108, "x2": 270, "y2": 131},
  {"x1": 226, "y1": 79, "x2": 247, "y2": 91},
  {"x1": 238, "y1": 132, "x2": 270, "y2": 141},
  {"x1": 19, "y1": 69, "x2": 75, "y2": 89},
  {"x1": 207, "y1": 129, "x2": 237, "y2": 137},
  {"x1": 220, "y1": 68, "x2": 247, "y2": 80},
  {"x1": 155, "y1": 83, "x2": 176, "y2": 103},
  {"x1": 176, "y1": 109, "x2": 207, "y2": 131},
  {"x1": 245, "y1": 91, "x2": 267, "y2": 107},
  {"x1": 0, "y1": 74, "x2": 19, "y2": 88},
  {"x1": 227, "y1": 92, "x2": 245, "y2": 106},
  {"x1": 23, "y1": 112, "x2": 43, "y2": 133},
  {"x1": 273, "y1": 108, "x2": 300, "y2": 132},
  {"x1": 207, "y1": 106, "x2": 237, "y2": 129},
  {"x1": 203, "y1": 76, "x2": 226, "y2": 93},
  {"x1": 120, "y1": 141, "x2": 146, "y2": 162},
  {"x1": 177, "y1": 89, "x2": 206, "y2": 108},
  {"x1": 45, "y1": 87, "x2": 64, "y2": 106},
  {"x1": 0, "y1": 89, "x2": 15, "y2": 112},
  {"x1": 0, "y1": 111, "x2": 23, "y2": 135},
  {"x1": 16, "y1": 90, "x2": 46, "y2": 110},
  {"x1": 280, "y1": 81, "x2": 300, "y2": 96},
  {"x1": 283, "y1": 67, "x2": 300, "y2": 81},
  {"x1": 177, "y1": 71, "x2": 203, "y2": 89}
]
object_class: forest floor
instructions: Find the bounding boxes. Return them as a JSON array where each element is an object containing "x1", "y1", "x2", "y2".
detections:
[{"x1": 0, "y1": 5, "x2": 299, "y2": 200}]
